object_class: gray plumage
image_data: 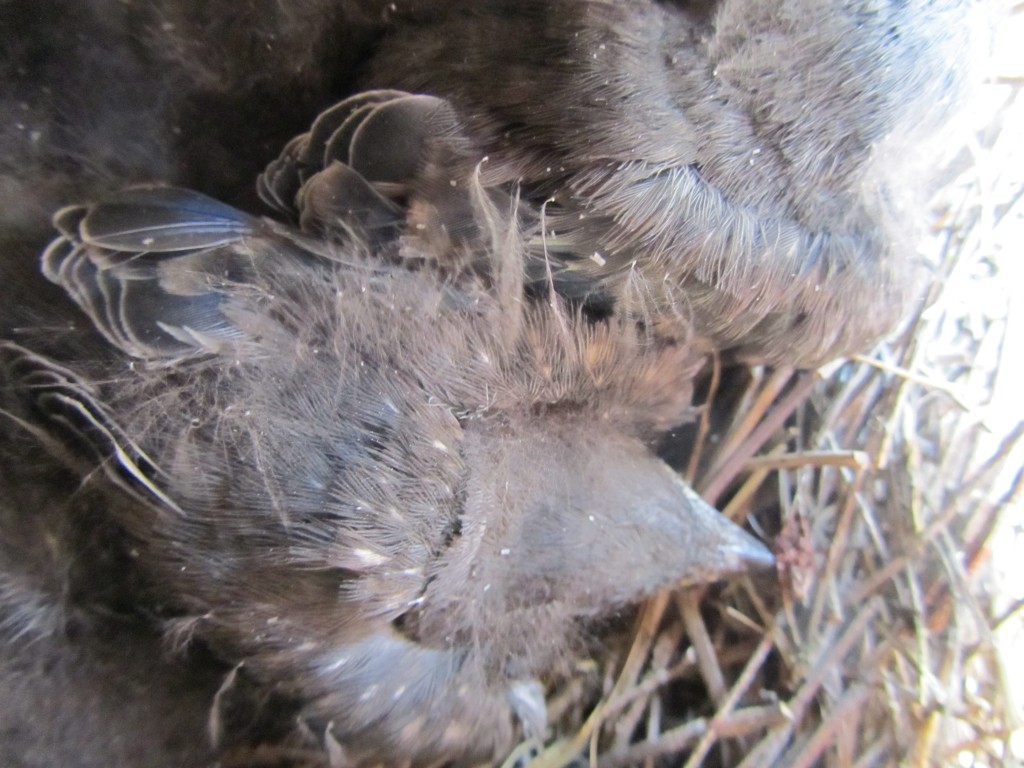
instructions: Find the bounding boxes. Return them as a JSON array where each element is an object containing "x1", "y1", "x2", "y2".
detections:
[
  {"x1": 0, "y1": 1, "x2": 987, "y2": 763},
  {"x1": 3, "y1": 166, "x2": 772, "y2": 764},
  {"x1": 339, "y1": 0, "x2": 985, "y2": 366},
  {"x1": 1, "y1": 0, "x2": 985, "y2": 366}
]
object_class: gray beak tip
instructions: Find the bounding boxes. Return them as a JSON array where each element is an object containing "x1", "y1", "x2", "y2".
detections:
[{"x1": 724, "y1": 536, "x2": 776, "y2": 570}]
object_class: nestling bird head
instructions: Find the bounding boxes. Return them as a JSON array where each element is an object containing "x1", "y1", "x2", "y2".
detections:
[
  {"x1": 0, "y1": 1, "x2": 991, "y2": 764},
  {"x1": 14, "y1": 97, "x2": 772, "y2": 765}
]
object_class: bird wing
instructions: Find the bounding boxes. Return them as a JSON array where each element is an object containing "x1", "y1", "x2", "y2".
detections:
[
  {"x1": 29, "y1": 187, "x2": 468, "y2": 608},
  {"x1": 41, "y1": 186, "x2": 274, "y2": 361}
]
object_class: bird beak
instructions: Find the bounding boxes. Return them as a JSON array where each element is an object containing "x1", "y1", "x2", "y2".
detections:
[{"x1": 671, "y1": 473, "x2": 775, "y2": 581}]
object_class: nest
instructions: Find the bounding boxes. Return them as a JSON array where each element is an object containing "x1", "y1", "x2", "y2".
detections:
[{"x1": 518, "y1": 22, "x2": 1024, "y2": 768}]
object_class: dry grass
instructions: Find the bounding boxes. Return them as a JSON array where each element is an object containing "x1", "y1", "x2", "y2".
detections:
[{"x1": 526, "y1": 11, "x2": 1024, "y2": 768}]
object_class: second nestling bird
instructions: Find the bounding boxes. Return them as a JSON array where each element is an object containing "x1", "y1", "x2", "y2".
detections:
[{"x1": 266, "y1": 0, "x2": 985, "y2": 367}]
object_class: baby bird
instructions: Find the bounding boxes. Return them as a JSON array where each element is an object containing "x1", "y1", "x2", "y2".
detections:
[
  {"x1": 4, "y1": 161, "x2": 772, "y2": 764},
  {"x1": 3, "y1": 0, "x2": 984, "y2": 369},
  {"x1": 331, "y1": 0, "x2": 985, "y2": 366}
]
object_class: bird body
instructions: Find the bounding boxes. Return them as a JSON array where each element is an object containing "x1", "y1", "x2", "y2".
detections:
[
  {"x1": 349, "y1": 0, "x2": 985, "y2": 365},
  {"x1": 4, "y1": 177, "x2": 771, "y2": 764},
  {"x1": 1, "y1": 0, "x2": 985, "y2": 366}
]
